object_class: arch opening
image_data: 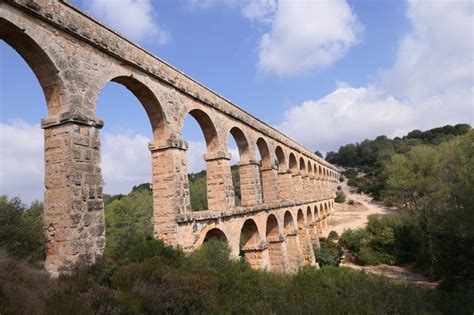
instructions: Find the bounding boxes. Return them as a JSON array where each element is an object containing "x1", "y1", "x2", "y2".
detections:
[
  {"x1": 239, "y1": 219, "x2": 262, "y2": 268},
  {"x1": 227, "y1": 127, "x2": 250, "y2": 207},
  {"x1": 204, "y1": 228, "x2": 228, "y2": 243},
  {"x1": 275, "y1": 146, "x2": 286, "y2": 171},
  {"x1": 181, "y1": 109, "x2": 221, "y2": 211},
  {"x1": 0, "y1": 18, "x2": 64, "y2": 116}
]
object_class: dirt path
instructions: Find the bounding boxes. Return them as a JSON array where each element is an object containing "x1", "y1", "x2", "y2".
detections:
[
  {"x1": 322, "y1": 180, "x2": 396, "y2": 237},
  {"x1": 324, "y1": 180, "x2": 437, "y2": 288},
  {"x1": 340, "y1": 262, "x2": 438, "y2": 289}
]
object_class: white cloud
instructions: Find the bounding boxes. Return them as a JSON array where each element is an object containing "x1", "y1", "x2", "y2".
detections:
[
  {"x1": 186, "y1": 140, "x2": 239, "y2": 174},
  {"x1": 84, "y1": 0, "x2": 169, "y2": 44},
  {"x1": 277, "y1": 0, "x2": 474, "y2": 152},
  {"x1": 101, "y1": 132, "x2": 152, "y2": 194},
  {"x1": 0, "y1": 120, "x2": 44, "y2": 203},
  {"x1": 184, "y1": 0, "x2": 239, "y2": 10},
  {"x1": 242, "y1": 0, "x2": 277, "y2": 23},
  {"x1": 277, "y1": 86, "x2": 414, "y2": 152},
  {"x1": 183, "y1": 0, "x2": 361, "y2": 76},
  {"x1": 381, "y1": 0, "x2": 474, "y2": 101},
  {"x1": 255, "y1": 0, "x2": 361, "y2": 76}
]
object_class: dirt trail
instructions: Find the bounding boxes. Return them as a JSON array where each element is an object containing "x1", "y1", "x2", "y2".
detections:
[
  {"x1": 322, "y1": 181, "x2": 396, "y2": 237},
  {"x1": 325, "y1": 180, "x2": 438, "y2": 288}
]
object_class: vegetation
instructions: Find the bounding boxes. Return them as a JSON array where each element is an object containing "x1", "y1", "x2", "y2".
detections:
[
  {"x1": 315, "y1": 237, "x2": 343, "y2": 267},
  {"x1": 339, "y1": 131, "x2": 474, "y2": 291},
  {"x1": 0, "y1": 235, "x2": 440, "y2": 314},
  {"x1": 0, "y1": 196, "x2": 44, "y2": 263},
  {"x1": 1, "y1": 186, "x2": 472, "y2": 313},
  {"x1": 334, "y1": 190, "x2": 346, "y2": 203},
  {"x1": 326, "y1": 124, "x2": 471, "y2": 199}
]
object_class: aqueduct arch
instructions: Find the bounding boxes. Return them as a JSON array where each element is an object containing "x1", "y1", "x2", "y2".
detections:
[{"x1": 0, "y1": 0, "x2": 339, "y2": 275}]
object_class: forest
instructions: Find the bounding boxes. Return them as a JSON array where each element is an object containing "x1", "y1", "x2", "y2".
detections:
[{"x1": 0, "y1": 124, "x2": 473, "y2": 313}]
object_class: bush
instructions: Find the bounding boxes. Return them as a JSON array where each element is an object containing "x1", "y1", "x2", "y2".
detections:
[
  {"x1": 328, "y1": 231, "x2": 339, "y2": 241},
  {"x1": 315, "y1": 238, "x2": 343, "y2": 267},
  {"x1": 0, "y1": 196, "x2": 44, "y2": 263},
  {"x1": 334, "y1": 191, "x2": 346, "y2": 203},
  {"x1": 348, "y1": 199, "x2": 355, "y2": 205}
]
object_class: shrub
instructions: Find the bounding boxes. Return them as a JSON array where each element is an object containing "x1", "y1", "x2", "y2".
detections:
[
  {"x1": 328, "y1": 231, "x2": 339, "y2": 241},
  {"x1": 334, "y1": 191, "x2": 346, "y2": 203},
  {"x1": 0, "y1": 196, "x2": 44, "y2": 262},
  {"x1": 315, "y1": 238, "x2": 343, "y2": 267},
  {"x1": 339, "y1": 228, "x2": 370, "y2": 254},
  {"x1": 348, "y1": 199, "x2": 355, "y2": 205}
]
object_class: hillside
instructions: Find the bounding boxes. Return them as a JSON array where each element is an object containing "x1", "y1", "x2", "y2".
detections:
[{"x1": 326, "y1": 124, "x2": 471, "y2": 199}]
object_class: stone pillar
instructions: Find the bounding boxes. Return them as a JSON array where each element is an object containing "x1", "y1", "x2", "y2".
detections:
[
  {"x1": 285, "y1": 232, "x2": 303, "y2": 273},
  {"x1": 316, "y1": 218, "x2": 323, "y2": 236},
  {"x1": 261, "y1": 165, "x2": 279, "y2": 204},
  {"x1": 278, "y1": 169, "x2": 293, "y2": 203},
  {"x1": 312, "y1": 223, "x2": 321, "y2": 248},
  {"x1": 205, "y1": 151, "x2": 235, "y2": 211},
  {"x1": 42, "y1": 114, "x2": 105, "y2": 276},
  {"x1": 238, "y1": 160, "x2": 263, "y2": 207},
  {"x1": 310, "y1": 175, "x2": 317, "y2": 201},
  {"x1": 302, "y1": 175, "x2": 310, "y2": 202},
  {"x1": 298, "y1": 225, "x2": 316, "y2": 266},
  {"x1": 242, "y1": 243, "x2": 268, "y2": 270},
  {"x1": 292, "y1": 173, "x2": 304, "y2": 204},
  {"x1": 267, "y1": 234, "x2": 288, "y2": 273},
  {"x1": 149, "y1": 139, "x2": 189, "y2": 246},
  {"x1": 317, "y1": 178, "x2": 323, "y2": 200}
]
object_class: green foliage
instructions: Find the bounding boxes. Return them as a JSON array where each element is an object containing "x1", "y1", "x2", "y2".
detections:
[
  {"x1": 0, "y1": 196, "x2": 44, "y2": 262},
  {"x1": 327, "y1": 124, "x2": 471, "y2": 198},
  {"x1": 315, "y1": 238, "x2": 343, "y2": 267},
  {"x1": 328, "y1": 230, "x2": 339, "y2": 241},
  {"x1": 0, "y1": 189, "x2": 471, "y2": 313},
  {"x1": 314, "y1": 150, "x2": 323, "y2": 158},
  {"x1": 334, "y1": 190, "x2": 346, "y2": 203},
  {"x1": 104, "y1": 184, "x2": 154, "y2": 260},
  {"x1": 382, "y1": 131, "x2": 474, "y2": 285},
  {"x1": 231, "y1": 165, "x2": 241, "y2": 206},
  {"x1": 189, "y1": 170, "x2": 208, "y2": 210},
  {"x1": 0, "y1": 248, "x2": 441, "y2": 314}
]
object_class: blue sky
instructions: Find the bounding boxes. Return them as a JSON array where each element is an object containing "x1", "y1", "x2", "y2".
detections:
[{"x1": 1, "y1": 0, "x2": 473, "y2": 202}]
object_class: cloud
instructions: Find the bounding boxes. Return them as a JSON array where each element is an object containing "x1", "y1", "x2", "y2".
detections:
[
  {"x1": 184, "y1": 0, "x2": 239, "y2": 10},
  {"x1": 101, "y1": 132, "x2": 152, "y2": 194},
  {"x1": 277, "y1": 85, "x2": 414, "y2": 152},
  {"x1": 381, "y1": 0, "x2": 474, "y2": 102},
  {"x1": 84, "y1": 0, "x2": 169, "y2": 44},
  {"x1": 183, "y1": 0, "x2": 361, "y2": 76},
  {"x1": 186, "y1": 140, "x2": 239, "y2": 174},
  {"x1": 255, "y1": 0, "x2": 362, "y2": 76},
  {"x1": 277, "y1": 0, "x2": 473, "y2": 152},
  {"x1": 242, "y1": 0, "x2": 277, "y2": 23},
  {"x1": 0, "y1": 120, "x2": 44, "y2": 203}
]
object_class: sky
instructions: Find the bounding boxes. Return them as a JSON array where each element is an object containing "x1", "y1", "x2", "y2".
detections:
[{"x1": 1, "y1": 0, "x2": 473, "y2": 202}]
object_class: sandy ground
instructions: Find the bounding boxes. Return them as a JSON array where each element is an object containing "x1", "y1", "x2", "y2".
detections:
[
  {"x1": 325, "y1": 180, "x2": 438, "y2": 288},
  {"x1": 322, "y1": 181, "x2": 396, "y2": 237}
]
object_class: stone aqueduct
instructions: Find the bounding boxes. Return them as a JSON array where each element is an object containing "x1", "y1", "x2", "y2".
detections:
[{"x1": 1, "y1": 0, "x2": 340, "y2": 275}]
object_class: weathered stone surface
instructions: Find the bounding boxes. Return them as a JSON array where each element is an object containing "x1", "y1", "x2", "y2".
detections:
[{"x1": 1, "y1": 0, "x2": 341, "y2": 275}]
